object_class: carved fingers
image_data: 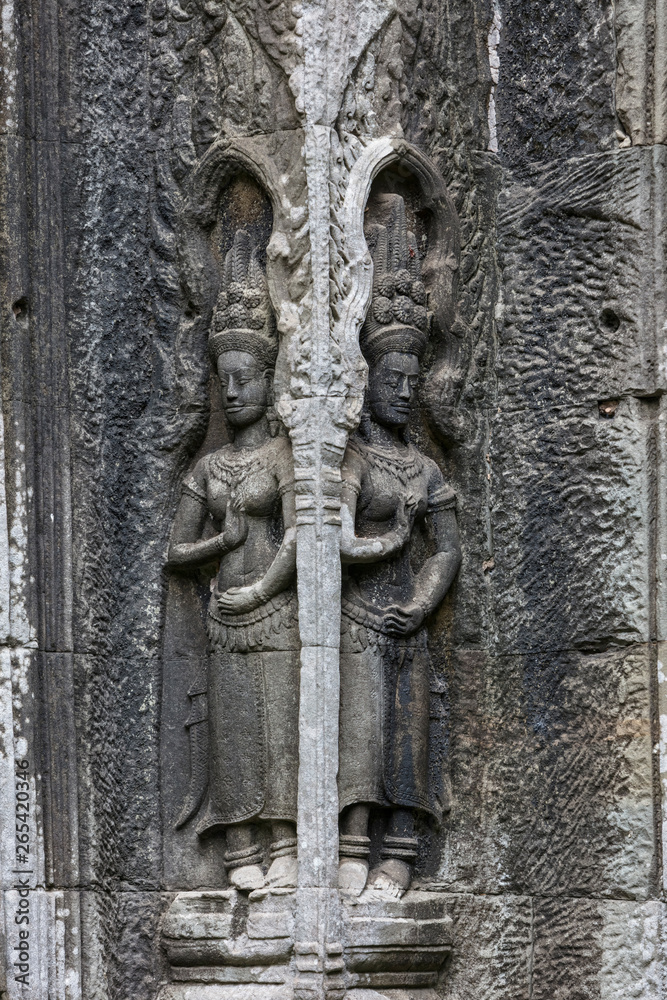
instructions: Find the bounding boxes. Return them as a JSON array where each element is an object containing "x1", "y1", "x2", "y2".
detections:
[
  {"x1": 216, "y1": 583, "x2": 265, "y2": 615},
  {"x1": 382, "y1": 601, "x2": 425, "y2": 637},
  {"x1": 222, "y1": 502, "x2": 249, "y2": 550},
  {"x1": 393, "y1": 492, "x2": 419, "y2": 546}
]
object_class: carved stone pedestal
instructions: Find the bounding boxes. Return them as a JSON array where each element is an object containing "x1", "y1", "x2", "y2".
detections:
[
  {"x1": 342, "y1": 890, "x2": 452, "y2": 996},
  {"x1": 159, "y1": 890, "x2": 451, "y2": 1000}
]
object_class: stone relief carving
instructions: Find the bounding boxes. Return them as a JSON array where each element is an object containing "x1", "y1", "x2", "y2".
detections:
[
  {"x1": 4, "y1": 0, "x2": 662, "y2": 993},
  {"x1": 154, "y1": 3, "x2": 466, "y2": 997},
  {"x1": 167, "y1": 229, "x2": 300, "y2": 892},
  {"x1": 338, "y1": 194, "x2": 461, "y2": 898}
]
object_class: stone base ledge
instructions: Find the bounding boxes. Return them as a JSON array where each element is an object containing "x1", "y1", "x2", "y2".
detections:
[
  {"x1": 159, "y1": 989, "x2": 438, "y2": 1000},
  {"x1": 160, "y1": 888, "x2": 452, "y2": 998}
]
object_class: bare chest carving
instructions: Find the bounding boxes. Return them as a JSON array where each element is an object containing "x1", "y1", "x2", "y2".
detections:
[
  {"x1": 157, "y1": 4, "x2": 464, "y2": 997},
  {"x1": 196, "y1": 444, "x2": 283, "y2": 520}
]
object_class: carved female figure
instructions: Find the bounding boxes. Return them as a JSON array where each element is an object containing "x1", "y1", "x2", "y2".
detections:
[
  {"x1": 168, "y1": 231, "x2": 298, "y2": 892},
  {"x1": 338, "y1": 195, "x2": 461, "y2": 897}
]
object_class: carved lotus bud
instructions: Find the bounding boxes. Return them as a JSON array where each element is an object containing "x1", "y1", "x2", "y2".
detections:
[
  {"x1": 376, "y1": 273, "x2": 395, "y2": 298},
  {"x1": 373, "y1": 296, "x2": 394, "y2": 324},
  {"x1": 411, "y1": 280, "x2": 427, "y2": 305},
  {"x1": 393, "y1": 295, "x2": 414, "y2": 324},
  {"x1": 227, "y1": 302, "x2": 246, "y2": 325},
  {"x1": 248, "y1": 308, "x2": 266, "y2": 330},
  {"x1": 394, "y1": 268, "x2": 412, "y2": 295},
  {"x1": 243, "y1": 289, "x2": 262, "y2": 309},
  {"x1": 412, "y1": 304, "x2": 428, "y2": 329},
  {"x1": 227, "y1": 281, "x2": 244, "y2": 304}
]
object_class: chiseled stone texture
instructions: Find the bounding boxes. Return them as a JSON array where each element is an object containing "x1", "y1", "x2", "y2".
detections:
[
  {"x1": 434, "y1": 645, "x2": 654, "y2": 900},
  {"x1": 0, "y1": 0, "x2": 664, "y2": 994},
  {"x1": 496, "y1": 0, "x2": 618, "y2": 170},
  {"x1": 437, "y1": 896, "x2": 666, "y2": 998}
]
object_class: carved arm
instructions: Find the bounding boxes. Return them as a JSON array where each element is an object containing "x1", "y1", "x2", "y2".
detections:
[
  {"x1": 339, "y1": 484, "x2": 414, "y2": 565},
  {"x1": 383, "y1": 507, "x2": 461, "y2": 637},
  {"x1": 411, "y1": 507, "x2": 461, "y2": 616},
  {"x1": 167, "y1": 495, "x2": 247, "y2": 568},
  {"x1": 215, "y1": 489, "x2": 297, "y2": 614}
]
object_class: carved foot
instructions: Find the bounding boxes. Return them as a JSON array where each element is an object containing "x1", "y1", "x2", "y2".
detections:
[
  {"x1": 367, "y1": 858, "x2": 412, "y2": 898},
  {"x1": 266, "y1": 853, "x2": 297, "y2": 888},
  {"x1": 229, "y1": 864, "x2": 266, "y2": 892},
  {"x1": 338, "y1": 857, "x2": 369, "y2": 896}
]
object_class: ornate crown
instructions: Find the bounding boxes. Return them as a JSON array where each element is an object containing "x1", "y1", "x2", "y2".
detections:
[
  {"x1": 360, "y1": 194, "x2": 429, "y2": 366},
  {"x1": 209, "y1": 230, "x2": 278, "y2": 369}
]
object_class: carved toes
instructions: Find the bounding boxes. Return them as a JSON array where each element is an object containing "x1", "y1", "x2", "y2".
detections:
[
  {"x1": 266, "y1": 854, "x2": 298, "y2": 888},
  {"x1": 338, "y1": 857, "x2": 369, "y2": 896},
  {"x1": 367, "y1": 858, "x2": 412, "y2": 898},
  {"x1": 229, "y1": 864, "x2": 266, "y2": 892}
]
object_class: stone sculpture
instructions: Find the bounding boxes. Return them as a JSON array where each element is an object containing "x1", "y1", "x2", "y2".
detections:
[
  {"x1": 338, "y1": 194, "x2": 461, "y2": 898},
  {"x1": 159, "y1": 197, "x2": 460, "y2": 1000},
  {"x1": 167, "y1": 229, "x2": 299, "y2": 893},
  {"x1": 3, "y1": 0, "x2": 664, "y2": 993}
]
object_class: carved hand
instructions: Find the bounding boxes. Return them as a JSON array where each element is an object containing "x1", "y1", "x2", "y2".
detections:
[
  {"x1": 216, "y1": 582, "x2": 266, "y2": 615},
  {"x1": 222, "y1": 502, "x2": 249, "y2": 550},
  {"x1": 382, "y1": 601, "x2": 425, "y2": 637},
  {"x1": 393, "y1": 493, "x2": 419, "y2": 546}
]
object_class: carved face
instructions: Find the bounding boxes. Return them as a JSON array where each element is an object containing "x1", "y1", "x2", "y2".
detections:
[
  {"x1": 367, "y1": 350, "x2": 420, "y2": 429},
  {"x1": 217, "y1": 350, "x2": 271, "y2": 428}
]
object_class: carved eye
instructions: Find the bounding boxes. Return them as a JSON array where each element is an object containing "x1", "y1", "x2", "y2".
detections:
[
  {"x1": 373, "y1": 296, "x2": 394, "y2": 324},
  {"x1": 227, "y1": 281, "x2": 244, "y2": 304},
  {"x1": 394, "y1": 269, "x2": 412, "y2": 295},
  {"x1": 393, "y1": 295, "x2": 414, "y2": 324},
  {"x1": 411, "y1": 280, "x2": 427, "y2": 305}
]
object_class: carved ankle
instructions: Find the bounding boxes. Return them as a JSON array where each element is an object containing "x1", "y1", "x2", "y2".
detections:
[
  {"x1": 269, "y1": 837, "x2": 297, "y2": 860},
  {"x1": 223, "y1": 844, "x2": 264, "y2": 872},
  {"x1": 380, "y1": 835, "x2": 418, "y2": 864},
  {"x1": 339, "y1": 834, "x2": 371, "y2": 860}
]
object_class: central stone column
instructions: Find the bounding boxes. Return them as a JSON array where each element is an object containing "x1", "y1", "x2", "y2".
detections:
[
  {"x1": 279, "y1": 5, "x2": 391, "y2": 996},
  {"x1": 288, "y1": 401, "x2": 347, "y2": 1000}
]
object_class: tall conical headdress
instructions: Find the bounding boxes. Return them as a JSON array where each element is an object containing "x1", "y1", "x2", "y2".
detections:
[
  {"x1": 209, "y1": 230, "x2": 278, "y2": 369},
  {"x1": 360, "y1": 194, "x2": 429, "y2": 366}
]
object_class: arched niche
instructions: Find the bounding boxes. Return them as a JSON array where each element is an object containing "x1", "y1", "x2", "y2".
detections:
[
  {"x1": 180, "y1": 140, "x2": 282, "y2": 318},
  {"x1": 161, "y1": 147, "x2": 283, "y2": 892},
  {"x1": 338, "y1": 138, "x2": 460, "y2": 398},
  {"x1": 178, "y1": 137, "x2": 303, "y2": 404}
]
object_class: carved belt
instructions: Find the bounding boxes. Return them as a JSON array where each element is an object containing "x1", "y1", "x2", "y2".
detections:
[
  {"x1": 341, "y1": 596, "x2": 387, "y2": 634},
  {"x1": 341, "y1": 598, "x2": 428, "y2": 651},
  {"x1": 208, "y1": 588, "x2": 295, "y2": 629}
]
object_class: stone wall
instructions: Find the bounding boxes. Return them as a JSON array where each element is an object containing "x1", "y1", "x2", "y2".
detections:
[{"x1": 0, "y1": 0, "x2": 665, "y2": 997}]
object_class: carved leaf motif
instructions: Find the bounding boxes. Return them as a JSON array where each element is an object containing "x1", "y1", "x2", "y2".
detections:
[
  {"x1": 219, "y1": 16, "x2": 256, "y2": 128},
  {"x1": 175, "y1": 691, "x2": 209, "y2": 829},
  {"x1": 193, "y1": 47, "x2": 221, "y2": 144}
]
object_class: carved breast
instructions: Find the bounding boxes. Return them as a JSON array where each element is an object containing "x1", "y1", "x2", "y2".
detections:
[
  {"x1": 205, "y1": 445, "x2": 281, "y2": 522},
  {"x1": 357, "y1": 443, "x2": 430, "y2": 527}
]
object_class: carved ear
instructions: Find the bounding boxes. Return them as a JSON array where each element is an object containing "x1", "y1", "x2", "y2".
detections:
[{"x1": 263, "y1": 366, "x2": 275, "y2": 400}]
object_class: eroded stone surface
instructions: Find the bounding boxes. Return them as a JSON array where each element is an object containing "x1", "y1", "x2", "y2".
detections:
[{"x1": 0, "y1": 0, "x2": 664, "y2": 996}]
